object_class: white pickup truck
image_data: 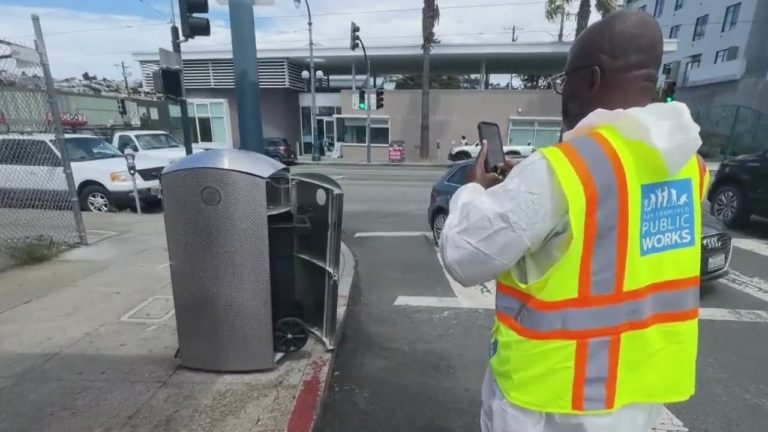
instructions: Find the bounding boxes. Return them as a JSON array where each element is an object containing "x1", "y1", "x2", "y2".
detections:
[
  {"x1": 112, "y1": 130, "x2": 201, "y2": 165},
  {"x1": 447, "y1": 140, "x2": 535, "y2": 161}
]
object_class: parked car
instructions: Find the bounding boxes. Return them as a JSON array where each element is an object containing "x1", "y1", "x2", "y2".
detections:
[
  {"x1": 429, "y1": 161, "x2": 732, "y2": 281},
  {"x1": 112, "y1": 130, "x2": 203, "y2": 164},
  {"x1": 708, "y1": 151, "x2": 768, "y2": 227},
  {"x1": 0, "y1": 134, "x2": 165, "y2": 212},
  {"x1": 447, "y1": 140, "x2": 535, "y2": 161},
  {"x1": 264, "y1": 137, "x2": 297, "y2": 164}
]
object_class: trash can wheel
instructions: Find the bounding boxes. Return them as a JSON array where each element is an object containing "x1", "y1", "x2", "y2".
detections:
[{"x1": 273, "y1": 317, "x2": 309, "y2": 353}]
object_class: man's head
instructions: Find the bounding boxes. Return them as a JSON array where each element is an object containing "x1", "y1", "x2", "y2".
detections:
[
  {"x1": 560, "y1": 10, "x2": 663, "y2": 131},
  {"x1": 461, "y1": 135, "x2": 466, "y2": 140}
]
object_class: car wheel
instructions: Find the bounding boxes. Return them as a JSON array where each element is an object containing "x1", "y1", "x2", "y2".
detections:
[
  {"x1": 711, "y1": 184, "x2": 749, "y2": 227},
  {"x1": 80, "y1": 185, "x2": 113, "y2": 213},
  {"x1": 431, "y1": 212, "x2": 447, "y2": 245},
  {"x1": 271, "y1": 155, "x2": 283, "y2": 163}
]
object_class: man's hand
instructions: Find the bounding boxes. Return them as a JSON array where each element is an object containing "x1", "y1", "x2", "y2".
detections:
[{"x1": 467, "y1": 140, "x2": 516, "y2": 189}]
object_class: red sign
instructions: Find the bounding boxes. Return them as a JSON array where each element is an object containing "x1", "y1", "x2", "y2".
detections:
[{"x1": 46, "y1": 112, "x2": 88, "y2": 126}]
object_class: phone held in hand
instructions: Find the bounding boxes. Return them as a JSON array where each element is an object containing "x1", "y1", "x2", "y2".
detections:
[{"x1": 478, "y1": 121, "x2": 504, "y2": 173}]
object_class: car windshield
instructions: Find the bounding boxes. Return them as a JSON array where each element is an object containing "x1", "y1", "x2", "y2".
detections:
[
  {"x1": 63, "y1": 137, "x2": 123, "y2": 161},
  {"x1": 135, "y1": 133, "x2": 181, "y2": 150}
]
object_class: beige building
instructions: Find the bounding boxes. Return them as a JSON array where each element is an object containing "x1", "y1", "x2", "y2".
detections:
[{"x1": 134, "y1": 40, "x2": 677, "y2": 162}]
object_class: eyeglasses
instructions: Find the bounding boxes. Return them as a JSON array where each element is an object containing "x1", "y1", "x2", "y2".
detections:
[{"x1": 548, "y1": 65, "x2": 597, "y2": 95}]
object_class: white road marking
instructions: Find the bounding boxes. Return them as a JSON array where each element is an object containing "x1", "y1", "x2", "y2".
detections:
[
  {"x1": 331, "y1": 175, "x2": 346, "y2": 180},
  {"x1": 653, "y1": 407, "x2": 689, "y2": 431},
  {"x1": 731, "y1": 237, "x2": 768, "y2": 257},
  {"x1": 394, "y1": 296, "x2": 463, "y2": 308},
  {"x1": 699, "y1": 307, "x2": 768, "y2": 322},
  {"x1": 721, "y1": 271, "x2": 768, "y2": 304},
  {"x1": 156, "y1": 262, "x2": 170, "y2": 269},
  {"x1": 354, "y1": 231, "x2": 431, "y2": 238}
]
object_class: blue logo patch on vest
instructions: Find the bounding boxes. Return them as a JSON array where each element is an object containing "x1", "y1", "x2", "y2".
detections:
[
  {"x1": 489, "y1": 340, "x2": 498, "y2": 359},
  {"x1": 640, "y1": 179, "x2": 695, "y2": 256}
]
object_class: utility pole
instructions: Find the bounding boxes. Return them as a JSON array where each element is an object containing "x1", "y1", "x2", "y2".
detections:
[
  {"x1": 558, "y1": 6, "x2": 566, "y2": 42},
  {"x1": 170, "y1": 0, "x2": 194, "y2": 156},
  {"x1": 503, "y1": 25, "x2": 519, "y2": 90},
  {"x1": 119, "y1": 61, "x2": 131, "y2": 95},
  {"x1": 295, "y1": 0, "x2": 319, "y2": 161}
]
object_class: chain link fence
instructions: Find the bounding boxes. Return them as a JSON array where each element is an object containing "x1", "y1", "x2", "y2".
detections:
[
  {"x1": 694, "y1": 105, "x2": 768, "y2": 161},
  {"x1": 0, "y1": 26, "x2": 86, "y2": 271}
]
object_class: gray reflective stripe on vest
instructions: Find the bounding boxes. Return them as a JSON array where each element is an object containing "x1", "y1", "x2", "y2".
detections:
[
  {"x1": 583, "y1": 337, "x2": 611, "y2": 410},
  {"x1": 496, "y1": 284, "x2": 699, "y2": 333},
  {"x1": 570, "y1": 135, "x2": 620, "y2": 297}
]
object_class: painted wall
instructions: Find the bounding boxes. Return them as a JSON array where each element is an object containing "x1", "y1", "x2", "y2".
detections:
[{"x1": 339, "y1": 89, "x2": 562, "y2": 161}]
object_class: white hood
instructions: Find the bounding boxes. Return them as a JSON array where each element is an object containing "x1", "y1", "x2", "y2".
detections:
[{"x1": 564, "y1": 101, "x2": 702, "y2": 174}]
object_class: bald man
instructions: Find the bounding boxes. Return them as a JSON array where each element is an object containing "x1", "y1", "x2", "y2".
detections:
[{"x1": 440, "y1": 10, "x2": 707, "y2": 432}]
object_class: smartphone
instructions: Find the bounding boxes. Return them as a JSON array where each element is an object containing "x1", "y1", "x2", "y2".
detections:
[{"x1": 477, "y1": 121, "x2": 505, "y2": 173}]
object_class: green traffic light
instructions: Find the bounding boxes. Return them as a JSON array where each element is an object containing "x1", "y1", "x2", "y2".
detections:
[
  {"x1": 666, "y1": 97, "x2": 674, "y2": 103},
  {"x1": 358, "y1": 103, "x2": 366, "y2": 109}
]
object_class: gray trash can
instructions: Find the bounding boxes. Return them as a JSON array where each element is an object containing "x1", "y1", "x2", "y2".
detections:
[
  {"x1": 292, "y1": 173, "x2": 344, "y2": 347},
  {"x1": 161, "y1": 149, "x2": 289, "y2": 372}
]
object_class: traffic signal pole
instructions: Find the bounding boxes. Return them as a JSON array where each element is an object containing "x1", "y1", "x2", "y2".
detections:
[
  {"x1": 229, "y1": 0, "x2": 265, "y2": 153},
  {"x1": 358, "y1": 38, "x2": 371, "y2": 163},
  {"x1": 170, "y1": 24, "x2": 194, "y2": 156}
]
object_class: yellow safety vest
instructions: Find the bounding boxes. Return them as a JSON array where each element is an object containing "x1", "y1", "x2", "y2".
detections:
[{"x1": 489, "y1": 126, "x2": 709, "y2": 414}]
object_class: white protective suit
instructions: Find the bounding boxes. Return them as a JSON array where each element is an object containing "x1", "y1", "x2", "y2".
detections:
[{"x1": 439, "y1": 102, "x2": 702, "y2": 432}]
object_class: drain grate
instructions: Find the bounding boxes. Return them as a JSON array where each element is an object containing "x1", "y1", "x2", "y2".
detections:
[{"x1": 121, "y1": 296, "x2": 174, "y2": 323}]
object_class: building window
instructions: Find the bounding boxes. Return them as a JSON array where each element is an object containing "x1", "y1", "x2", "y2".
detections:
[
  {"x1": 669, "y1": 25, "x2": 681, "y2": 39},
  {"x1": 674, "y1": 0, "x2": 684, "y2": 11},
  {"x1": 639, "y1": 5, "x2": 647, "y2": 12},
  {"x1": 654, "y1": 0, "x2": 665, "y2": 18},
  {"x1": 693, "y1": 15, "x2": 708, "y2": 41},
  {"x1": 722, "y1": 3, "x2": 741, "y2": 33},
  {"x1": 714, "y1": 48, "x2": 734, "y2": 64},
  {"x1": 186, "y1": 100, "x2": 230, "y2": 146},
  {"x1": 508, "y1": 119, "x2": 562, "y2": 148},
  {"x1": 335, "y1": 116, "x2": 390, "y2": 145}
]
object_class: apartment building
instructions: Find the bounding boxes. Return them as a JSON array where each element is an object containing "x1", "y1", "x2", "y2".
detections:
[{"x1": 626, "y1": 0, "x2": 768, "y2": 111}]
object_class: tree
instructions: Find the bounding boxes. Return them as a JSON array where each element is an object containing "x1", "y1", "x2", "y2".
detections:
[
  {"x1": 394, "y1": 74, "x2": 464, "y2": 90},
  {"x1": 420, "y1": 0, "x2": 439, "y2": 160},
  {"x1": 545, "y1": 0, "x2": 572, "y2": 41},
  {"x1": 517, "y1": 74, "x2": 553, "y2": 90},
  {"x1": 574, "y1": 0, "x2": 618, "y2": 36}
]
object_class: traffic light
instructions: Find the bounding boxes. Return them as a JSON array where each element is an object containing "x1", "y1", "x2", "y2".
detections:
[
  {"x1": 153, "y1": 68, "x2": 184, "y2": 99},
  {"x1": 358, "y1": 89, "x2": 366, "y2": 109},
  {"x1": 179, "y1": 0, "x2": 210, "y2": 39},
  {"x1": 663, "y1": 81, "x2": 677, "y2": 102},
  {"x1": 350, "y1": 21, "x2": 360, "y2": 51},
  {"x1": 375, "y1": 89, "x2": 384, "y2": 109},
  {"x1": 117, "y1": 99, "x2": 127, "y2": 116}
]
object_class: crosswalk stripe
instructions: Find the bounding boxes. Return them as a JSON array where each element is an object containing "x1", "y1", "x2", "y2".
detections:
[
  {"x1": 721, "y1": 271, "x2": 768, "y2": 304},
  {"x1": 731, "y1": 238, "x2": 768, "y2": 257},
  {"x1": 654, "y1": 407, "x2": 689, "y2": 431}
]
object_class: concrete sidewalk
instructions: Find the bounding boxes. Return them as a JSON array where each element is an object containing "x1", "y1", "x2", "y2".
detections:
[{"x1": 0, "y1": 212, "x2": 353, "y2": 432}]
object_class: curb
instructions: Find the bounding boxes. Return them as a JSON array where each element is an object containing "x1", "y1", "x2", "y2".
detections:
[{"x1": 285, "y1": 241, "x2": 355, "y2": 432}]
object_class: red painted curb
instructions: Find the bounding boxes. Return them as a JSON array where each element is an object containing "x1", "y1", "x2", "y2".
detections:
[{"x1": 286, "y1": 354, "x2": 331, "y2": 432}]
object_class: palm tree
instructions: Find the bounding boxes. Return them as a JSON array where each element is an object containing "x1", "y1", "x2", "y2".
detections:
[
  {"x1": 420, "y1": 0, "x2": 439, "y2": 160},
  {"x1": 545, "y1": 0, "x2": 572, "y2": 42},
  {"x1": 574, "y1": 0, "x2": 618, "y2": 36}
]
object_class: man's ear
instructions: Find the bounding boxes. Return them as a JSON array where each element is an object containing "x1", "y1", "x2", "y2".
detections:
[{"x1": 588, "y1": 66, "x2": 602, "y2": 95}]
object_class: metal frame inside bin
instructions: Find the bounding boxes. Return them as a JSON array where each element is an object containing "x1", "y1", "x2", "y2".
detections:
[{"x1": 291, "y1": 172, "x2": 344, "y2": 349}]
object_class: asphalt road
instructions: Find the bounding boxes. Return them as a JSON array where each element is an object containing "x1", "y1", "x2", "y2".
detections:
[{"x1": 299, "y1": 164, "x2": 768, "y2": 432}]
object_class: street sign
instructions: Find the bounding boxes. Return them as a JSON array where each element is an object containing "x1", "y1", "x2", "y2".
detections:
[
  {"x1": 159, "y1": 48, "x2": 182, "y2": 69},
  {"x1": 215, "y1": 0, "x2": 275, "y2": 4}
]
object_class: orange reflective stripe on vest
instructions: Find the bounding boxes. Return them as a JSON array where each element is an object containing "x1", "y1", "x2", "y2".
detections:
[{"x1": 494, "y1": 131, "x2": 701, "y2": 411}]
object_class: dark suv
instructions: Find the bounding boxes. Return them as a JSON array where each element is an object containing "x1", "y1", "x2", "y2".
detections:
[
  {"x1": 708, "y1": 152, "x2": 768, "y2": 227},
  {"x1": 264, "y1": 138, "x2": 297, "y2": 164}
]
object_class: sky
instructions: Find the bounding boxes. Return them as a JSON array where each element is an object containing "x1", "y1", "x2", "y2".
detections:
[{"x1": 1, "y1": 0, "x2": 602, "y2": 80}]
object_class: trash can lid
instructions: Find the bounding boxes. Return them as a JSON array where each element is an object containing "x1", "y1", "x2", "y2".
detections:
[{"x1": 162, "y1": 148, "x2": 286, "y2": 179}]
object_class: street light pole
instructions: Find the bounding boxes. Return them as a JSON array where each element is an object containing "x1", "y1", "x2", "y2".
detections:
[{"x1": 296, "y1": 0, "x2": 319, "y2": 161}]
